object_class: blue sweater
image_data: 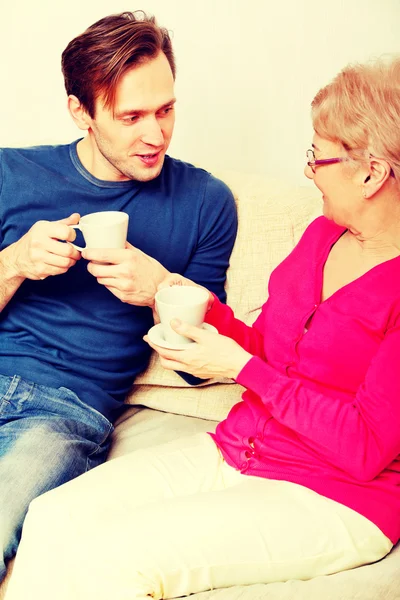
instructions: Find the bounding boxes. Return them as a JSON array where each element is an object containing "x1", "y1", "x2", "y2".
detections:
[{"x1": 0, "y1": 141, "x2": 237, "y2": 418}]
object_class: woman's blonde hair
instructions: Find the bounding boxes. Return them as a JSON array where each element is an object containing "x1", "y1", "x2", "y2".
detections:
[{"x1": 311, "y1": 56, "x2": 400, "y2": 181}]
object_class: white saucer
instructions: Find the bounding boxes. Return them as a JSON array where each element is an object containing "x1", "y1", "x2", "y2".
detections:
[{"x1": 147, "y1": 322, "x2": 218, "y2": 350}]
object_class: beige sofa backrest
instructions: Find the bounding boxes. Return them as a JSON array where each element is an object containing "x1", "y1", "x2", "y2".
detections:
[{"x1": 125, "y1": 170, "x2": 322, "y2": 421}]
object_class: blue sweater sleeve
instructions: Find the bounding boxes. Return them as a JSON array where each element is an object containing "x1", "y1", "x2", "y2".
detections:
[{"x1": 182, "y1": 173, "x2": 237, "y2": 303}]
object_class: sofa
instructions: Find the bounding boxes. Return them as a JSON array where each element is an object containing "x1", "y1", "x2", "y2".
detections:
[{"x1": 108, "y1": 168, "x2": 400, "y2": 599}]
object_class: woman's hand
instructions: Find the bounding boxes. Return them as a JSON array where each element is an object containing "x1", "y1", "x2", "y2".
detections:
[{"x1": 144, "y1": 318, "x2": 252, "y2": 380}]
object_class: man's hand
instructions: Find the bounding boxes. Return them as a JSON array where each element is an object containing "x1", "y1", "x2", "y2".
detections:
[
  {"x1": 82, "y1": 242, "x2": 169, "y2": 307},
  {"x1": 144, "y1": 318, "x2": 252, "y2": 380},
  {"x1": 6, "y1": 214, "x2": 81, "y2": 281}
]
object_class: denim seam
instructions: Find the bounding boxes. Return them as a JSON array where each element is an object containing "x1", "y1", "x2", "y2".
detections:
[
  {"x1": 85, "y1": 422, "x2": 113, "y2": 471},
  {"x1": 90, "y1": 422, "x2": 114, "y2": 456},
  {"x1": 0, "y1": 375, "x2": 20, "y2": 414}
]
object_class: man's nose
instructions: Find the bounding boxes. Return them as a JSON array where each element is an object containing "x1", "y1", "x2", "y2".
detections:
[{"x1": 140, "y1": 117, "x2": 164, "y2": 147}]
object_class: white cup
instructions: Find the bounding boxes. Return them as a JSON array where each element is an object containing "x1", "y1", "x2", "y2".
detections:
[
  {"x1": 70, "y1": 211, "x2": 129, "y2": 251},
  {"x1": 155, "y1": 285, "x2": 210, "y2": 346}
]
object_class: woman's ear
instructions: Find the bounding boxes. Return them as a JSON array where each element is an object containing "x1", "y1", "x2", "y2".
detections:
[
  {"x1": 362, "y1": 158, "x2": 392, "y2": 199},
  {"x1": 67, "y1": 95, "x2": 91, "y2": 131}
]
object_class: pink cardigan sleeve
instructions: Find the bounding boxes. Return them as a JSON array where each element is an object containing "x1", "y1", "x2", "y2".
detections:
[
  {"x1": 205, "y1": 294, "x2": 266, "y2": 360},
  {"x1": 236, "y1": 320, "x2": 400, "y2": 482}
]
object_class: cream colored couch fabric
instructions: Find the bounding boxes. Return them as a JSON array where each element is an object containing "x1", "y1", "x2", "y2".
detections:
[{"x1": 111, "y1": 170, "x2": 400, "y2": 599}]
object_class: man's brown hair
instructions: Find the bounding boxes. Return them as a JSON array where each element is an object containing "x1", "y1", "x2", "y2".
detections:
[{"x1": 61, "y1": 11, "x2": 175, "y2": 117}]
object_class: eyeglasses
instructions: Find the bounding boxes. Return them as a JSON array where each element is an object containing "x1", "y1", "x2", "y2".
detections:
[
  {"x1": 306, "y1": 148, "x2": 395, "y2": 177},
  {"x1": 306, "y1": 149, "x2": 347, "y2": 173}
]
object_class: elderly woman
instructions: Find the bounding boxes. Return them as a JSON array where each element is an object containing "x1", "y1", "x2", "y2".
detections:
[{"x1": 5, "y1": 56, "x2": 400, "y2": 600}]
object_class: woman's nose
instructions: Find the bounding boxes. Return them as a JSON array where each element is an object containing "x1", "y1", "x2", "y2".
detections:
[{"x1": 304, "y1": 163, "x2": 314, "y2": 180}]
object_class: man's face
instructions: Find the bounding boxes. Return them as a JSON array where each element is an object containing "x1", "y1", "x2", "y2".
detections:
[{"x1": 86, "y1": 52, "x2": 176, "y2": 182}]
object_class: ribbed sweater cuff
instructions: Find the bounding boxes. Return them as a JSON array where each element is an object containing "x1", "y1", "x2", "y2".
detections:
[{"x1": 236, "y1": 355, "x2": 280, "y2": 394}]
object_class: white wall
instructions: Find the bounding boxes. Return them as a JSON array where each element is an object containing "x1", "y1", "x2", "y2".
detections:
[{"x1": 0, "y1": 0, "x2": 399, "y2": 184}]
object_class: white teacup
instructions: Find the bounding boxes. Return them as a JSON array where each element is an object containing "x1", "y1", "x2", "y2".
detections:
[
  {"x1": 155, "y1": 285, "x2": 210, "y2": 346},
  {"x1": 70, "y1": 211, "x2": 129, "y2": 251}
]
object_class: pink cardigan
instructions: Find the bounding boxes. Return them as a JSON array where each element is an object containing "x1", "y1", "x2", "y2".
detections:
[{"x1": 206, "y1": 216, "x2": 400, "y2": 544}]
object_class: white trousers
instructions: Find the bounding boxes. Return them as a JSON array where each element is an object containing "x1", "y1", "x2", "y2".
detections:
[{"x1": 6, "y1": 433, "x2": 392, "y2": 600}]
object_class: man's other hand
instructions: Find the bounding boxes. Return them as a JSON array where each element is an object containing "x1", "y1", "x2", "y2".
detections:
[{"x1": 82, "y1": 242, "x2": 169, "y2": 307}]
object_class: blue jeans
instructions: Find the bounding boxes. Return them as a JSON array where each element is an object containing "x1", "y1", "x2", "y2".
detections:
[{"x1": 0, "y1": 374, "x2": 113, "y2": 581}]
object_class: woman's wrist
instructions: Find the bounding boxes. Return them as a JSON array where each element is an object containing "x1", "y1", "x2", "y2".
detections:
[{"x1": 229, "y1": 350, "x2": 253, "y2": 380}]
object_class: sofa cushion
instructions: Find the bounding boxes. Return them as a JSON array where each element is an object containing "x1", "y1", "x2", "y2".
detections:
[{"x1": 127, "y1": 381, "x2": 245, "y2": 422}]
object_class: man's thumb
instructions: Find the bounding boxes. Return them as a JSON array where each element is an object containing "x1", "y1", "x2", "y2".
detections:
[{"x1": 59, "y1": 213, "x2": 80, "y2": 225}]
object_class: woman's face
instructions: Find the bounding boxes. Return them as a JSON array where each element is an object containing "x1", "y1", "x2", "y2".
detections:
[{"x1": 304, "y1": 133, "x2": 364, "y2": 227}]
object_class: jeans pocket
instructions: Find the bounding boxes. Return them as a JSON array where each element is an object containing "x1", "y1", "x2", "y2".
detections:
[{"x1": 57, "y1": 386, "x2": 114, "y2": 446}]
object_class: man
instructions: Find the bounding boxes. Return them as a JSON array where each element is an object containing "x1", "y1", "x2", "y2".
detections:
[{"x1": 0, "y1": 11, "x2": 237, "y2": 593}]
